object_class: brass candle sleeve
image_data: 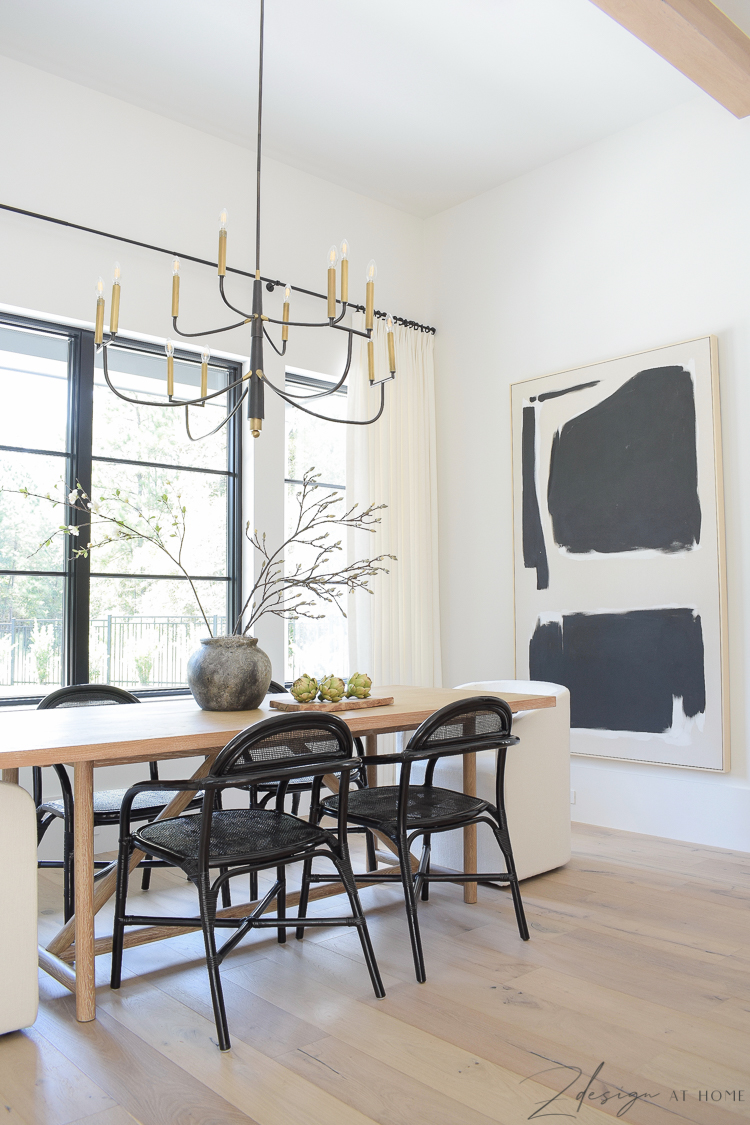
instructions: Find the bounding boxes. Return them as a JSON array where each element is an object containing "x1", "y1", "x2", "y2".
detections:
[
  {"x1": 218, "y1": 229, "x2": 227, "y2": 276},
  {"x1": 200, "y1": 361, "x2": 208, "y2": 398},
  {"x1": 367, "y1": 337, "x2": 375, "y2": 382},
  {"x1": 250, "y1": 416, "x2": 263, "y2": 437},
  {"x1": 282, "y1": 300, "x2": 290, "y2": 341},
  {"x1": 341, "y1": 258, "x2": 348, "y2": 304},
  {"x1": 365, "y1": 280, "x2": 374, "y2": 331},
  {"x1": 109, "y1": 283, "x2": 121, "y2": 335},
  {"x1": 167, "y1": 355, "x2": 174, "y2": 397},
  {"x1": 327, "y1": 267, "x2": 336, "y2": 317},
  {"x1": 95, "y1": 298, "x2": 105, "y2": 345},
  {"x1": 171, "y1": 273, "x2": 180, "y2": 317},
  {"x1": 387, "y1": 332, "x2": 396, "y2": 374}
]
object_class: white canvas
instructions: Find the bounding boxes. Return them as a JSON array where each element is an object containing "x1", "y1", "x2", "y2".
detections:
[{"x1": 511, "y1": 337, "x2": 728, "y2": 770}]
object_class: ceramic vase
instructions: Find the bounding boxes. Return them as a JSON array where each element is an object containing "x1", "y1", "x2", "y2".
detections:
[{"x1": 186, "y1": 635, "x2": 272, "y2": 711}]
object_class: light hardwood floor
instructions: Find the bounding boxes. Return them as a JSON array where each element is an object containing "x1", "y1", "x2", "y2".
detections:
[{"x1": 2, "y1": 823, "x2": 750, "y2": 1125}]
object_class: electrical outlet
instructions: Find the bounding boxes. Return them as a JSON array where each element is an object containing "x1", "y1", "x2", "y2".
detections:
[{"x1": 570, "y1": 790, "x2": 576, "y2": 805}]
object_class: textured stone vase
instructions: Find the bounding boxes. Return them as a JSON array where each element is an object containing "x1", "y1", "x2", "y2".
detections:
[{"x1": 186, "y1": 635, "x2": 272, "y2": 711}]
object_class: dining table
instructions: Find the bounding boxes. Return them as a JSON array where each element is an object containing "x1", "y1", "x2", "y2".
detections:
[{"x1": 0, "y1": 684, "x2": 555, "y2": 1023}]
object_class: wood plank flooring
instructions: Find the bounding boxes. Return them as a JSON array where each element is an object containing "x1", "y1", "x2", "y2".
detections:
[{"x1": 3, "y1": 822, "x2": 750, "y2": 1125}]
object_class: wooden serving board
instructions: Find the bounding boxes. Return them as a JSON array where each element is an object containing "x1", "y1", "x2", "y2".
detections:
[{"x1": 269, "y1": 695, "x2": 394, "y2": 713}]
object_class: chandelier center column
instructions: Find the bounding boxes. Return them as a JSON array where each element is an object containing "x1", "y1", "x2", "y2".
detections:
[{"x1": 249, "y1": 275, "x2": 265, "y2": 438}]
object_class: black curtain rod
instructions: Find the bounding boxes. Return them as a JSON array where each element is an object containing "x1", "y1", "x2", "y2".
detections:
[{"x1": 0, "y1": 201, "x2": 436, "y2": 335}]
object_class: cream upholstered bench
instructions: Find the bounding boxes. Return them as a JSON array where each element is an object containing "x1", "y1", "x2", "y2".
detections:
[
  {"x1": 0, "y1": 781, "x2": 38, "y2": 1034},
  {"x1": 428, "y1": 680, "x2": 571, "y2": 882}
]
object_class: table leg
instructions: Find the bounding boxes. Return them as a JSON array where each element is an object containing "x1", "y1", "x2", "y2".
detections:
[
  {"x1": 46, "y1": 754, "x2": 218, "y2": 961},
  {"x1": 463, "y1": 751, "x2": 477, "y2": 904},
  {"x1": 1, "y1": 769, "x2": 19, "y2": 785},
  {"x1": 73, "y1": 761, "x2": 96, "y2": 1021}
]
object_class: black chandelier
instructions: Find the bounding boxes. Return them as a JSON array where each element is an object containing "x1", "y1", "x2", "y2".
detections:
[{"x1": 92, "y1": 0, "x2": 395, "y2": 441}]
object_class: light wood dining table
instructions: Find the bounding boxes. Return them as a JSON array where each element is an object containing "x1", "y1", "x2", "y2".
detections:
[{"x1": 0, "y1": 684, "x2": 555, "y2": 1023}]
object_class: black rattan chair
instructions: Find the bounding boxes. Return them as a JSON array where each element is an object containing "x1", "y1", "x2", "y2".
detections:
[
  {"x1": 311, "y1": 695, "x2": 529, "y2": 982},
  {"x1": 110, "y1": 711, "x2": 385, "y2": 1051},
  {"x1": 34, "y1": 684, "x2": 203, "y2": 920},
  {"x1": 245, "y1": 683, "x2": 377, "y2": 894}
]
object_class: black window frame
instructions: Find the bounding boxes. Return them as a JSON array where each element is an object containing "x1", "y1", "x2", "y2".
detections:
[{"x1": 0, "y1": 310, "x2": 243, "y2": 705}]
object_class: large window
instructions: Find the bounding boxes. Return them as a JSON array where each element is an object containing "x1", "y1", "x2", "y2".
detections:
[
  {"x1": 0, "y1": 313, "x2": 242, "y2": 703},
  {"x1": 284, "y1": 370, "x2": 347, "y2": 683}
]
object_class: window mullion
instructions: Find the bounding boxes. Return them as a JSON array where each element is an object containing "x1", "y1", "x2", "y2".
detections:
[{"x1": 66, "y1": 329, "x2": 94, "y2": 685}]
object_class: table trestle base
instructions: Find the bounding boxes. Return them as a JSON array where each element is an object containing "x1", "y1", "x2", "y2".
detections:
[{"x1": 51, "y1": 864, "x2": 404, "y2": 964}]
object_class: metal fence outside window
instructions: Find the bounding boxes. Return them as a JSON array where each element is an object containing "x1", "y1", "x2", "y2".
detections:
[{"x1": 0, "y1": 615, "x2": 223, "y2": 690}]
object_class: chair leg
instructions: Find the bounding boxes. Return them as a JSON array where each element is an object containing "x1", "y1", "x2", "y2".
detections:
[
  {"x1": 291, "y1": 792, "x2": 301, "y2": 816},
  {"x1": 140, "y1": 864, "x2": 152, "y2": 891},
  {"x1": 110, "y1": 838, "x2": 132, "y2": 990},
  {"x1": 365, "y1": 829, "x2": 377, "y2": 873},
  {"x1": 396, "y1": 832, "x2": 426, "y2": 983},
  {"x1": 420, "y1": 834, "x2": 431, "y2": 901},
  {"x1": 219, "y1": 867, "x2": 232, "y2": 909},
  {"x1": 249, "y1": 789, "x2": 259, "y2": 901},
  {"x1": 489, "y1": 823, "x2": 530, "y2": 941},
  {"x1": 330, "y1": 850, "x2": 385, "y2": 998},
  {"x1": 197, "y1": 874, "x2": 231, "y2": 1052},
  {"x1": 63, "y1": 814, "x2": 75, "y2": 923},
  {"x1": 36, "y1": 810, "x2": 55, "y2": 847},
  {"x1": 295, "y1": 855, "x2": 314, "y2": 940},
  {"x1": 276, "y1": 866, "x2": 286, "y2": 944}
]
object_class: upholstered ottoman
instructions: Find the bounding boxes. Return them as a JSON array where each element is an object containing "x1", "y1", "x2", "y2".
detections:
[
  {"x1": 0, "y1": 781, "x2": 38, "y2": 1034},
  {"x1": 428, "y1": 680, "x2": 571, "y2": 882}
]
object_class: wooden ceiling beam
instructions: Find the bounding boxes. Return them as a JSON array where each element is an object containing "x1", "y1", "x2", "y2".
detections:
[{"x1": 589, "y1": 0, "x2": 750, "y2": 117}]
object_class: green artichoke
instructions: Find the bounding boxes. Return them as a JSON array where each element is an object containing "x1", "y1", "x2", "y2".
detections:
[
  {"x1": 345, "y1": 672, "x2": 372, "y2": 699},
  {"x1": 291, "y1": 674, "x2": 318, "y2": 703},
  {"x1": 318, "y1": 675, "x2": 346, "y2": 703}
]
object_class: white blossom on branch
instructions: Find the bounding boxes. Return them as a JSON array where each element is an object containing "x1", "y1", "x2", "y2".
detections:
[{"x1": 235, "y1": 468, "x2": 395, "y2": 635}]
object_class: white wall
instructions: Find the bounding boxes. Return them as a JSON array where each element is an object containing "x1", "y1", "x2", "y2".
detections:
[
  {"x1": 426, "y1": 94, "x2": 750, "y2": 852},
  {"x1": 6, "y1": 52, "x2": 750, "y2": 857},
  {"x1": 0, "y1": 55, "x2": 426, "y2": 853}
]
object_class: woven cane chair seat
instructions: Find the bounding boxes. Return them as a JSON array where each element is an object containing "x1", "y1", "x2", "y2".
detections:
[
  {"x1": 135, "y1": 809, "x2": 331, "y2": 876},
  {"x1": 40, "y1": 788, "x2": 191, "y2": 819},
  {"x1": 321, "y1": 785, "x2": 488, "y2": 830}
]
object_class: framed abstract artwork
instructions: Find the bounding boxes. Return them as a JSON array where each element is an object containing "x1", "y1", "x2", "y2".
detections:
[{"x1": 511, "y1": 337, "x2": 728, "y2": 770}]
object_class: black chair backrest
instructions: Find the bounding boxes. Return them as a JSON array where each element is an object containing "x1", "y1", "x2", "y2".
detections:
[
  {"x1": 268, "y1": 680, "x2": 286, "y2": 694},
  {"x1": 34, "y1": 685, "x2": 143, "y2": 807},
  {"x1": 405, "y1": 696, "x2": 514, "y2": 759},
  {"x1": 402, "y1": 696, "x2": 517, "y2": 816},
  {"x1": 211, "y1": 711, "x2": 354, "y2": 781},
  {"x1": 37, "y1": 684, "x2": 141, "y2": 709}
]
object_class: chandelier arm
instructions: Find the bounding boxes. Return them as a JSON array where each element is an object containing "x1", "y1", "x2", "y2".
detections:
[
  {"x1": 219, "y1": 276, "x2": 253, "y2": 319},
  {"x1": 261, "y1": 312, "x2": 369, "y2": 338},
  {"x1": 262, "y1": 326, "x2": 287, "y2": 357},
  {"x1": 100, "y1": 343, "x2": 248, "y2": 408},
  {"x1": 330, "y1": 322, "x2": 372, "y2": 339},
  {"x1": 265, "y1": 315, "x2": 343, "y2": 329},
  {"x1": 184, "y1": 385, "x2": 250, "y2": 441},
  {"x1": 262, "y1": 331, "x2": 353, "y2": 401},
  {"x1": 269, "y1": 382, "x2": 385, "y2": 426},
  {"x1": 172, "y1": 315, "x2": 250, "y2": 338},
  {"x1": 220, "y1": 276, "x2": 344, "y2": 331}
]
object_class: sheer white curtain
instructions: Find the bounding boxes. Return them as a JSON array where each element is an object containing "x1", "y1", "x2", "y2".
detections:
[{"x1": 346, "y1": 314, "x2": 442, "y2": 690}]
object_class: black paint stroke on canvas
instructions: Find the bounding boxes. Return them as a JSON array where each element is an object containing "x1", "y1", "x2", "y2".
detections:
[
  {"x1": 529, "y1": 608, "x2": 706, "y2": 733},
  {"x1": 522, "y1": 406, "x2": 549, "y2": 590},
  {"x1": 547, "y1": 366, "x2": 701, "y2": 554},
  {"x1": 537, "y1": 380, "x2": 600, "y2": 402}
]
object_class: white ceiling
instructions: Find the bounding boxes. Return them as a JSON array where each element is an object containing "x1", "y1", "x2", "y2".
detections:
[{"x1": 0, "y1": 0, "x2": 704, "y2": 216}]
